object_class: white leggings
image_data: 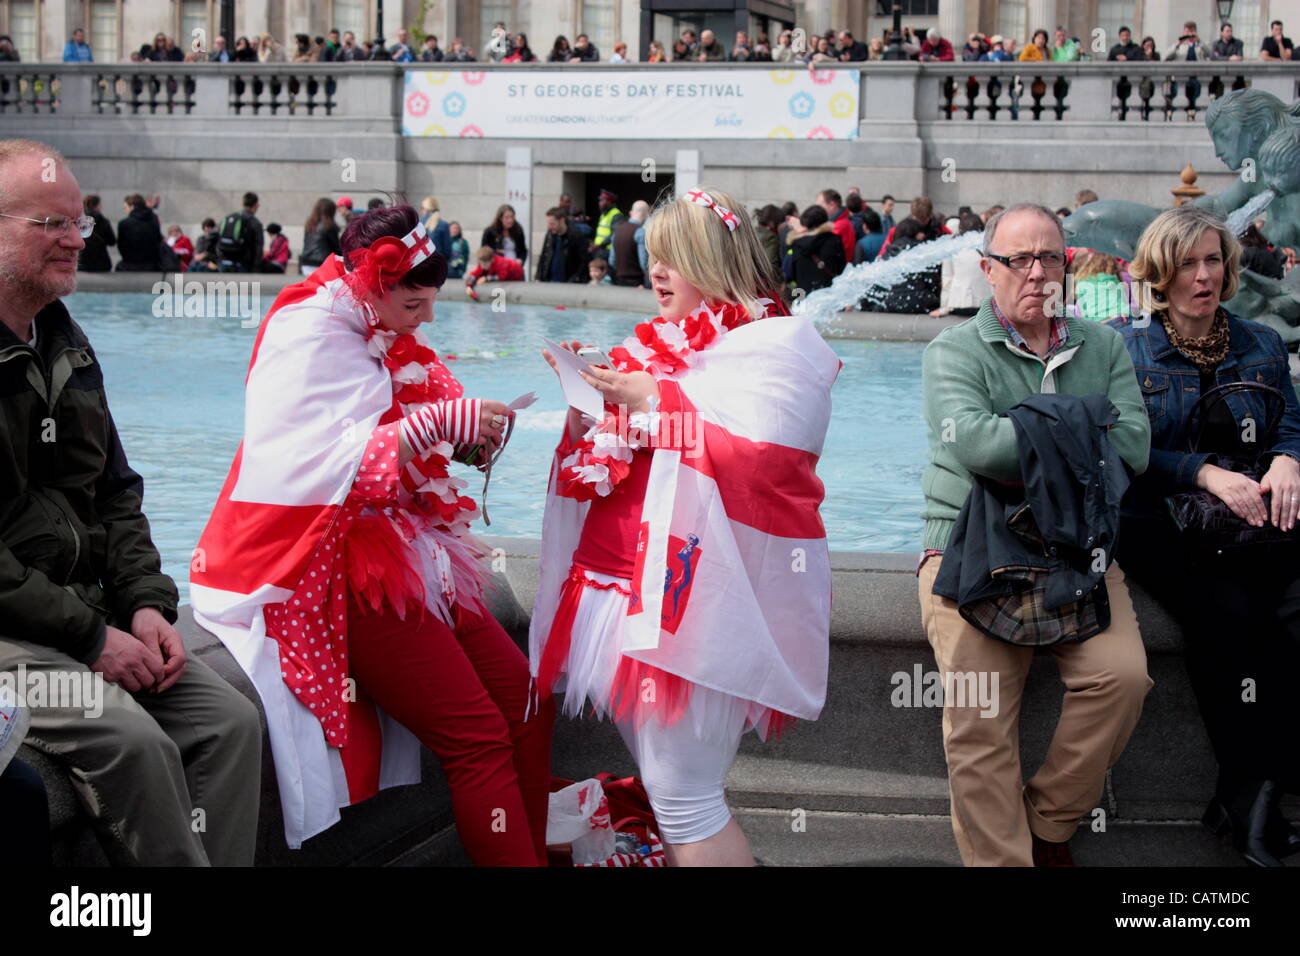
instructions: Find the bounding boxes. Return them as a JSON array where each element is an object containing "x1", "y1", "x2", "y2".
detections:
[{"x1": 614, "y1": 682, "x2": 749, "y2": 844}]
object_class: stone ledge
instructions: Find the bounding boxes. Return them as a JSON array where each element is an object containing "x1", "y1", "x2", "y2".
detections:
[{"x1": 68, "y1": 273, "x2": 950, "y2": 341}]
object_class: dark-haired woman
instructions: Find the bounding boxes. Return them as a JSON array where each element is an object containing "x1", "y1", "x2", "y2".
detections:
[
  {"x1": 299, "y1": 197, "x2": 341, "y2": 275},
  {"x1": 504, "y1": 33, "x2": 536, "y2": 63},
  {"x1": 1110, "y1": 205, "x2": 1300, "y2": 867},
  {"x1": 191, "y1": 204, "x2": 554, "y2": 865},
  {"x1": 548, "y1": 36, "x2": 571, "y2": 62},
  {"x1": 481, "y1": 204, "x2": 527, "y2": 270}
]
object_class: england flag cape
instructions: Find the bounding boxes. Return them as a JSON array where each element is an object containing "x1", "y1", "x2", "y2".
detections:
[
  {"x1": 189, "y1": 255, "x2": 434, "y2": 848},
  {"x1": 530, "y1": 304, "x2": 841, "y2": 722}
]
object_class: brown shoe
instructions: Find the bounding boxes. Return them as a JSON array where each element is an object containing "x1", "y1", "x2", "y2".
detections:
[{"x1": 1031, "y1": 833, "x2": 1076, "y2": 867}]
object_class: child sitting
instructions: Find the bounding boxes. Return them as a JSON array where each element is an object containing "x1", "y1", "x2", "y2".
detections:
[
  {"x1": 260, "y1": 222, "x2": 291, "y2": 273},
  {"x1": 446, "y1": 221, "x2": 470, "y2": 278},
  {"x1": 587, "y1": 257, "x2": 612, "y2": 286}
]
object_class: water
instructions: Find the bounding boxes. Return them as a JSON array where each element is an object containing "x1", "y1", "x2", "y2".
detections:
[
  {"x1": 795, "y1": 230, "x2": 985, "y2": 322},
  {"x1": 67, "y1": 293, "x2": 929, "y2": 600},
  {"x1": 1224, "y1": 190, "x2": 1275, "y2": 237}
]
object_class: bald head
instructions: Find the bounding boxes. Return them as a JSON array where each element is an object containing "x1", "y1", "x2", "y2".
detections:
[
  {"x1": 0, "y1": 139, "x2": 69, "y2": 211},
  {"x1": 0, "y1": 140, "x2": 83, "y2": 332}
]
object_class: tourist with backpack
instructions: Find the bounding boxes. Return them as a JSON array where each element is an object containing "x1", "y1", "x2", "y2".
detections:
[{"x1": 217, "y1": 192, "x2": 264, "y2": 272}]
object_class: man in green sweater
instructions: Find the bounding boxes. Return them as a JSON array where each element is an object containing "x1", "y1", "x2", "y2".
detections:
[{"x1": 918, "y1": 203, "x2": 1153, "y2": 867}]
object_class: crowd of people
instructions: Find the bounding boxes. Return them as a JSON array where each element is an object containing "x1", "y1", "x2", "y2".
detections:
[
  {"x1": 10, "y1": 18, "x2": 1286, "y2": 66},
  {"x1": 74, "y1": 179, "x2": 1298, "y2": 325},
  {"x1": 4, "y1": 134, "x2": 1300, "y2": 874}
]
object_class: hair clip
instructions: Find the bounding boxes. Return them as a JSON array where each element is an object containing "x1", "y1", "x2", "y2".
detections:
[{"x1": 683, "y1": 189, "x2": 738, "y2": 231}]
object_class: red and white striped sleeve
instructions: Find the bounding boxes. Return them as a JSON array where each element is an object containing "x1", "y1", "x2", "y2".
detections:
[{"x1": 398, "y1": 399, "x2": 482, "y2": 457}]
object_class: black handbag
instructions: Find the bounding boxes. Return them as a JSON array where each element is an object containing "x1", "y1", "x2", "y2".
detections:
[{"x1": 1164, "y1": 380, "x2": 1298, "y2": 549}]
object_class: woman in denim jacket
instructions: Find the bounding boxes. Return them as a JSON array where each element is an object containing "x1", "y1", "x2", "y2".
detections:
[{"x1": 1109, "y1": 205, "x2": 1300, "y2": 867}]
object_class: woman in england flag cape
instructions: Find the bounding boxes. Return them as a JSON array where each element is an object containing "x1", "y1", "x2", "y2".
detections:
[
  {"x1": 190, "y1": 205, "x2": 553, "y2": 864},
  {"x1": 533, "y1": 187, "x2": 840, "y2": 866}
]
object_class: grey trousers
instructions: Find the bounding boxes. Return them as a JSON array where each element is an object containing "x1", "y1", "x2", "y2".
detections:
[{"x1": 0, "y1": 636, "x2": 262, "y2": 866}]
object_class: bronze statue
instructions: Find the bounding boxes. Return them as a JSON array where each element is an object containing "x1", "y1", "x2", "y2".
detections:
[{"x1": 1062, "y1": 89, "x2": 1300, "y2": 342}]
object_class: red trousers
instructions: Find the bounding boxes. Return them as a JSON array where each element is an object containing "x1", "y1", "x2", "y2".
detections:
[{"x1": 346, "y1": 595, "x2": 554, "y2": 866}]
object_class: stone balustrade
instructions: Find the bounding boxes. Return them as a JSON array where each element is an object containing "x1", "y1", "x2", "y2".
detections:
[
  {"x1": 2, "y1": 60, "x2": 1296, "y2": 124},
  {"x1": 2, "y1": 60, "x2": 1296, "y2": 243}
]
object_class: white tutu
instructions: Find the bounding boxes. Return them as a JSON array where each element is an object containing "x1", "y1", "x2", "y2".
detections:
[{"x1": 550, "y1": 566, "x2": 779, "y2": 742}]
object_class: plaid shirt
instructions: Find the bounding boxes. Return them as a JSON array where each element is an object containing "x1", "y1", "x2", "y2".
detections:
[
  {"x1": 961, "y1": 565, "x2": 1108, "y2": 646},
  {"x1": 990, "y1": 297, "x2": 1070, "y2": 359}
]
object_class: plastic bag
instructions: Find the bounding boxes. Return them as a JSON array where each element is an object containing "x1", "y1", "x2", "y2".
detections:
[{"x1": 546, "y1": 777, "x2": 616, "y2": 865}]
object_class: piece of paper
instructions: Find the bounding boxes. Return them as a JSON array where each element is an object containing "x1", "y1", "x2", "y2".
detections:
[
  {"x1": 541, "y1": 338, "x2": 605, "y2": 420},
  {"x1": 507, "y1": 391, "x2": 538, "y2": 412}
]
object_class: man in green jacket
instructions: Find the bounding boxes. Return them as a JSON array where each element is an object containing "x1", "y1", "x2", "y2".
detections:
[
  {"x1": 0, "y1": 139, "x2": 260, "y2": 865},
  {"x1": 918, "y1": 203, "x2": 1153, "y2": 867}
]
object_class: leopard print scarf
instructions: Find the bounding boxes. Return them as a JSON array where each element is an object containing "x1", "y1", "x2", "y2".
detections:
[{"x1": 1161, "y1": 308, "x2": 1230, "y2": 374}]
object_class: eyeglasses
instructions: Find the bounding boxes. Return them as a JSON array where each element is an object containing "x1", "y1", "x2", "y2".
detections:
[
  {"x1": 985, "y1": 251, "x2": 1067, "y2": 271},
  {"x1": 0, "y1": 214, "x2": 96, "y2": 239}
]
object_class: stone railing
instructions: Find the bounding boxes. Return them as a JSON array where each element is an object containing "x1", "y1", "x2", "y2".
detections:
[
  {"x1": 1, "y1": 61, "x2": 1296, "y2": 124},
  {"x1": 914, "y1": 60, "x2": 1299, "y2": 124}
]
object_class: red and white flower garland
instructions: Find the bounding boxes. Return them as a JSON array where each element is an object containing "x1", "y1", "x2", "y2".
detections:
[
  {"x1": 362, "y1": 315, "x2": 479, "y2": 536},
  {"x1": 556, "y1": 297, "x2": 776, "y2": 501}
]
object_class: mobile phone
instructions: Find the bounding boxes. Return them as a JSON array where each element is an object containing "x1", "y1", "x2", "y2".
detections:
[{"x1": 577, "y1": 347, "x2": 613, "y2": 368}]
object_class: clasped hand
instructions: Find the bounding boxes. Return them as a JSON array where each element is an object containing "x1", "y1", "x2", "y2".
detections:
[{"x1": 1198, "y1": 455, "x2": 1300, "y2": 531}]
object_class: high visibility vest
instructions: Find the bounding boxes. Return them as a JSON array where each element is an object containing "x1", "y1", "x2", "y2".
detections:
[{"x1": 595, "y1": 206, "x2": 624, "y2": 247}]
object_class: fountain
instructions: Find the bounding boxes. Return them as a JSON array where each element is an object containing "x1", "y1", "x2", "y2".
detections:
[
  {"x1": 797, "y1": 89, "x2": 1300, "y2": 345},
  {"x1": 794, "y1": 230, "x2": 983, "y2": 320}
]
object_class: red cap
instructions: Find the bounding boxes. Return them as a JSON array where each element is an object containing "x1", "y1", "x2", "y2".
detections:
[{"x1": 338, "y1": 196, "x2": 354, "y2": 208}]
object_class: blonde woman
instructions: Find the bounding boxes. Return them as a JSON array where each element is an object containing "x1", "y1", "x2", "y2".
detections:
[
  {"x1": 258, "y1": 32, "x2": 286, "y2": 62},
  {"x1": 647, "y1": 40, "x2": 667, "y2": 63},
  {"x1": 532, "y1": 188, "x2": 840, "y2": 865},
  {"x1": 1072, "y1": 249, "x2": 1128, "y2": 320},
  {"x1": 420, "y1": 195, "x2": 452, "y2": 262},
  {"x1": 1110, "y1": 205, "x2": 1300, "y2": 867}
]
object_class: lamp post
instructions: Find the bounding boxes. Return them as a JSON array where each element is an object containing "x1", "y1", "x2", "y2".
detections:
[
  {"x1": 372, "y1": 0, "x2": 390, "y2": 60},
  {"x1": 1216, "y1": 0, "x2": 1235, "y2": 23},
  {"x1": 882, "y1": 4, "x2": 907, "y2": 60},
  {"x1": 220, "y1": 0, "x2": 234, "y2": 52}
]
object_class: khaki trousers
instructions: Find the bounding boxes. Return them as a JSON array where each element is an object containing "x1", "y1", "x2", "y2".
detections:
[
  {"x1": 0, "y1": 636, "x2": 262, "y2": 866},
  {"x1": 917, "y1": 558, "x2": 1153, "y2": 866}
]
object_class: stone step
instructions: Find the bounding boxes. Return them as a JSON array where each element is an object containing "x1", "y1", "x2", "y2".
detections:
[
  {"x1": 735, "y1": 808, "x2": 1254, "y2": 867},
  {"x1": 492, "y1": 539, "x2": 1299, "y2": 822},
  {"x1": 384, "y1": 807, "x2": 1259, "y2": 867}
]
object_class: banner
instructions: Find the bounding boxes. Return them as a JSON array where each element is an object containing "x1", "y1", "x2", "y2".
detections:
[
  {"x1": 402, "y1": 69, "x2": 860, "y2": 140},
  {"x1": 504, "y1": 146, "x2": 532, "y2": 242}
]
